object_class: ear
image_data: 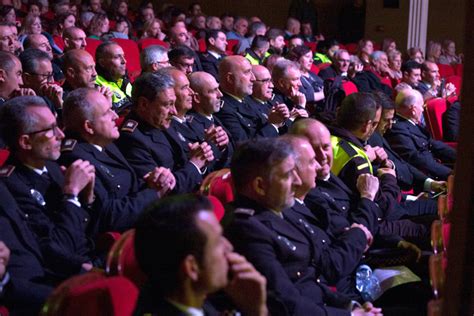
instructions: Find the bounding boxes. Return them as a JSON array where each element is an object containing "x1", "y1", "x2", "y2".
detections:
[
  {"x1": 252, "y1": 176, "x2": 266, "y2": 196},
  {"x1": 151, "y1": 63, "x2": 159, "y2": 73},
  {"x1": 225, "y1": 72, "x2": 233, "y2": 85},
  {"x1": 182, "y1": 254, "x2": 200, "y2": 281},
  {"x1": 65, "y1": 66, "x2": 75, "y2": 79},
  {"x1": 208, "y1": 37, "x2": 216, "y2": 46},
  {"x1": 136, "y1": 96, "x2": 148, "y2": 111},
  {"x1": 192, "y1": 92, "x2": 201, "y2": 104},
  {"x1": 18, "y1": 134, "x2": 32, "y2": 151},
  {"x1": 0, "y1": 69, "x2": 6, "y2": 83},
  {"x1": 361, "y1": 120, "x2": 371, "y2": 135},
  {"x1": 63, "y1": 37, "x2": 70, "y2": 48},
  {"x1": 84, "y1": 120, "x2": 94, "y2": 135},
  {"x1": 277, "y1": 77, "x2": 285, "y2": 88}
]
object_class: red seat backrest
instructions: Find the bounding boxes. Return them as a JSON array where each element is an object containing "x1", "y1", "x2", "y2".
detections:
[
  {"x1": 106, "y1": 229, "x2": 147, "y2": 287},
  {"x1": 0, "y1": 149, "x2": 10, "y2": 167},
  {"x1": 304, "y1": 42, "x2": 317, "y2": 52},
  {"x1": 198, "y1": 38, "x2": 207, "y2": 53},
  {"x1": 85, "y1": 38, "x2": 102, "y2": 61},
  {"x1": 345, "y1": 43, "x2": 358, "y2": 54},
  {"x1": 437, "y1": 63, "x2": 455, "y2": 78},
  {"x1": 453, "y1": 63, "x2": 463, "y2": 77},
  {"x1": 53, "y1": 35, "x2": 65, "y2": 51},
  {"x1": 341, "y1": 80, "x2": 358, "y2": 96},
  {"x1": 208, "y1": 195, "x2": 225, "y2": 221},
  {"x1": 41, "y1": 271, "x2": 138, "y2": 316},
  {"x1": 0, "y1": 305, "x2": 8, "y2": 316},
  {"x1": 226, "y1": 39, "x2": 239, "y2": 55},
  {"x1": 309, "y1": 63, "x2": 320, "y2": 75},
  {"x1": 137, "y1": 38, "x2": 169, "y2": 50},
  {"x1": 425, "y1": 98, "x2": 447, "y2": 141},
  {"x1": 111, "y1": 38, "x2": 142, "y2": 82},
  {"x1": 445, "y1": 75, "x2": 462, "y2": 95}
]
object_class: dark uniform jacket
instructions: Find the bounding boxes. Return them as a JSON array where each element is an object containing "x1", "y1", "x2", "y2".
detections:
[
  {"x1": 58, "y1": 139, "x2": 159, "y2": 234},
  {"x1": 215, "y1": 93, "x2": 279, "y2": 144},
  {"x1": 177, "y1": 113, "x2": 234, "y2": 170},
  {"x1": 384, "y1": 115, "x2": 456, "y2": 180},
  {"x1": 0, "y1": 182, "x2": 54, "y2": 314},
  {"x1": 116, "y1": 112, "x2": 202, "y2": 194},
  {"x1": 225, "y1": 195, "x2": 366, "y2": 315},
  {"x1": 351, "y1": 70, "x2": 392, "y2": 97},
  {"x1": 199, "y1": 51, "x2": 223, "y2": 80},
  {"x1": 318, "y1": 65, "x2": 339, "y2": 81},
  {"x1": 0, "y1": 159, "x2": 94, "y2": 277},
  {"x1": 442, "y1": 101, "x2": 460, "y2": 142},
  {"x1": 368, "y1": 131, "x2": 428, "y2": 192}
]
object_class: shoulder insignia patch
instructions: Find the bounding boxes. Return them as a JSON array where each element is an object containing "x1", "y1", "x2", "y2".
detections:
[
  {"x1": 0, "y1": 165, "x2": 15, "y2": 177},
  {"x1": 61, "y1": 139, "x2": 77, "y2": 152},
  {"x1": 121, "y1": 120, "x2": 138, "y2": 133},
  {"x1": 234, "y1": 208, "x2": 255, "y2": 216}
]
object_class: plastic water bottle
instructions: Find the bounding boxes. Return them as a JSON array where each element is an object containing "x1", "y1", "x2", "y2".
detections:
[{"x1": 355, "y1": 265, "x2": 381, "y2": 302}]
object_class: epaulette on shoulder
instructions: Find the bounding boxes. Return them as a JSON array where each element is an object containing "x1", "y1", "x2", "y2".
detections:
[
  {"x1": 0, "y1": 165, "x2": 15, "y2": 177},
  {"x1": 234, "y1": 208, "x2": 255, "y2": 216},
  {"x1": 61, "y1": 139, "x2": 77, "y2": 152},
  {"x1": 121, "y1": 119, "x2": 138, "y2": 133}
]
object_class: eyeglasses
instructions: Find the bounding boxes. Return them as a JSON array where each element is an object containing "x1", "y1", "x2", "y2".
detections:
[
  {"x1": 26, "y1": 72, "x2": 54, "y2": 82},
  {"x1": 254, "y1": 78, "x2": 272, "y2": 84},
  {"x1": 27, "y1": 124, "x2": 60, "y2": 138}
]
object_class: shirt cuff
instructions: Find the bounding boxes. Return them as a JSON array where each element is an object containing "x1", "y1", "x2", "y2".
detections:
[
  {"x1": 67, "y1": 197, "x2": 82, "y2": 208},
  {"x1": 424, "y1": 178, "x2": 434, "y2": 192},
  {"x1": 190, "y1": 161, "x2": 205, "y2": 175}
]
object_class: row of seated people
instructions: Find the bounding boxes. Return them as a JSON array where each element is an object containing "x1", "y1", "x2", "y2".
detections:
[{"x1": 0, "y1": 56, "x2": 455, "y2": 314}]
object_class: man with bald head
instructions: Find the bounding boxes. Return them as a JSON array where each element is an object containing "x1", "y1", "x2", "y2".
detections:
[
  {"x1": 249, "y1": 64, "x2": 290, "y2": 132},
  {"x1": 385, "y1": 89, "x2": 456, "y2": 180},
  {"x1": 62, "y1": 49, "x2": 112, "y2": 101},
  {"x1": 168, "y1": 22, "x2": 203, "y2": 72},
  {"x1": 63, "y1": 27, "x2": 87, "y2": 51},
  {"x1": 188, "y1": 71, "x2": 234, "y2": 168},
  {"x1": 216, "y1": 55, "x2": 280, "y2": 142}
]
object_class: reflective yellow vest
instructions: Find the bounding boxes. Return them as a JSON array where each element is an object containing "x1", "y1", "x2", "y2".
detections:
[
  {"x1": 95, "y1": 75, "x2": 132, "y2": 110},
  {"x1": 245, "y1": 51, "x2": 270, "y2": 65},
  {"x1": 330, "y1": 135, "x2": 373, "y2": 176},
  {"x1": 314, "y1": 52, "x2": 332, "y2": 64}
]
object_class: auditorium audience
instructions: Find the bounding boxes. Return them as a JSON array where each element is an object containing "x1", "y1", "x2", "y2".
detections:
[{"x1": 0, "y1": 3, "x2": 464, "y2": 313}]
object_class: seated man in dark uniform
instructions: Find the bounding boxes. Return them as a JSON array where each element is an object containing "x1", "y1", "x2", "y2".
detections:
[
  {"x1": 216, "y1": 55, "x2": 282, "y2": 143},
  {"x1": 134, "y1": 194, "x2": 268, "y2": 316},
  {"x1": 116, "y1": 72, "x2": 214, "y2": 194},
  {"x1": 0, "y1": 96, "x2": 99, "y2": 278},
  {"x1": 385, "y1": 89, "x2": 456, "y2": 181},
  {"x1": 60, "y1": 88, "x2": 174, "y2": 234},
  {"x1": 199, "y1": 29, "x2": 227, "y2": 80},
  {"x1": 225, "y1": 138, "x2": 381, "y2": 316},
  {"x1": 169, "y1": 70, "x2": 233, "y2": 170},
  {"x1": 0, "y1": 183, "x2": 57, "y2": 315}
]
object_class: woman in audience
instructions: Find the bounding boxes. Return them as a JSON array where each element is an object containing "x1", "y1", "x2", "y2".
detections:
[
  {"x1": 439, "y1": 39, "x2": 462, "y2": 65},
  {"x1": 405, "y1": 46, "x2": 424, "y2": 63},
  {"x1": 87, "y1": 13, "x2": 110, "y2": 40},
  {"x1": 382, "y1": 37, "x2": 397, "y2": 54},
  {"x1": 387, "y1": 49, "x2": 402, "y2": 85},
  {"x1": 426, "y1": 40, "x2": 442, "y2": 63},
  {"x1": 18, "y1": 14, "x2": 42, "y2": 42},
  {"x1": 140, "y1": 18, "x2": 166, "y2": 40},
  {"x1": 109, "y1": 0, "x2": 129, "y2": 21},
  {"x1": 52, "y1": 12, "x2": 76, "y2": 38},
  {"x1": 103, "y1": 16, "x2": 133, "y2": 40},
  {"x1": 27, "y1": 1, "x2": 43, "y2": 17},
  {"x1": 356, "y1": 38, "x2": 374, "y2": 67},
  {"x1": 0, "y1": 5, "x2": 17, "y2": 25},
  {"x1": 287, "y1": 45, "x2": 325, "y2": 112}
]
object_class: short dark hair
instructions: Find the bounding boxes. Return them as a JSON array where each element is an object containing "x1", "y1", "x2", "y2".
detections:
[
  {"x1": 168, "y1": 45, "x2": 195, "y2": 62},
  {"x1": 131, "y1": 71, "x2": 174, "y2": 105},
  {"x1": 265, "y1": 28, "x2": 284, "y2": 41},
  {"x1": 63, "y1": 88, "x2": 96, "y2": 133},
  {"x1": 19, "y1": 49, "x2": 51, "y2": 74},
  {"x1": 337, "y1": 93, "x2": 380, "y2": 130},
  {"x1": 0, "y1": 96, "x2": 49, "y2": 150},
  {"x1": 250, "y1": 35, "x2": 269, "y2": 50},
  {"x1": 134, "y1": 194, "x2": 212, "y2": 294},
  {"x1": 95, "y1": 41, "x2": 122, "y2": 78},
  {"x1": 205, "y1": 29, "x2": 222, "y2": 45},
  {"x1": 231, "y1": 138, "x2": 294, "y2": 192},
  {"x1": 286, "y1": 44, "x2": 311, "y2": 61},
  {"x1": 401, "y1": 60, "x2": 421, "y2": 74},
  {"x1": 372, "y1": 91, "x2": 395, "y2": 110},
  {"x1": 317, "y1": 38, "x2": 339, "y2": 53}
]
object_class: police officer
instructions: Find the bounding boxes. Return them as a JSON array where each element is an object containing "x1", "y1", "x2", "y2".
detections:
[
  {"x1": 60, "y1": 88, "x2": 175, "y2": 234},
  {"x1": 116, "y1": 71, "x2": 214, "y2": 194},
  {"x1": 0, "y1": 96, "x2": 98, "y2": 277}
]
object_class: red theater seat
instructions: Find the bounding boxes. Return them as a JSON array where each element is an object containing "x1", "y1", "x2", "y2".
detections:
[
  {"x1": 437, "y1": 63, "x2": 455, "y2": 78},
  {"x1": 106, "y1": 229, "x2": 147, "y2": 287},
  {"x1": 0, "y1": 306, "x2": 8, "y2": 316},
  {"x1": 137, "y1": 38, "x2": 169, "y2": 50},
  {"x1": 425, "y1": 98, "x2": 447, "y2": 141},
  {"x1": 341, "y1": 80, "x2": 358, "y2": 96},
  {"x1": 40, "y1": 271, "x2": 138, "y2": 316},
  {"x1": 201, "y1": 169, "x2": 234, "y2": 206},
  {"x1": 85, "y1": 38, "x2": 102, "y2": 61},
  {"x1": 345, "y1": 43, "x2": 358, "y2": 54},
  {"x1": 226, "y1": 39, "x2": 239, "y2": 55},
  {"x1": 0, "y1": 149, "x2": 10, "y2": 167},
  {"x1": 111, "y1": 38, "x2": 142, "y2": 82}
]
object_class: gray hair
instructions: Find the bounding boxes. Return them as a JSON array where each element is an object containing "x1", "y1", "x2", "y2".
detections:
[
  {"x1": 272, "y1": 59, "x2": 299, "y2": 82},
  {"x1": 333, "y1": 49, "x2": 349, "y2": 60},
  {"x1": 370, "y1": 50, "x2": 387, "y2": 62},
  {"x1": 63, "y1": 88, "x2": 96, "y2": 133},
  {"x1": 19, "y1": 48, "x2": 51, "y2": 74},
  {"x1": 140, "y1": 45, "x2": 168, "y2": 71},
  {"x1": 132, "y1": 71, "x2": 175, "y2": 106},
  {"x1": 0, "y1": 96, "x2": 49, "y2": 150}
]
